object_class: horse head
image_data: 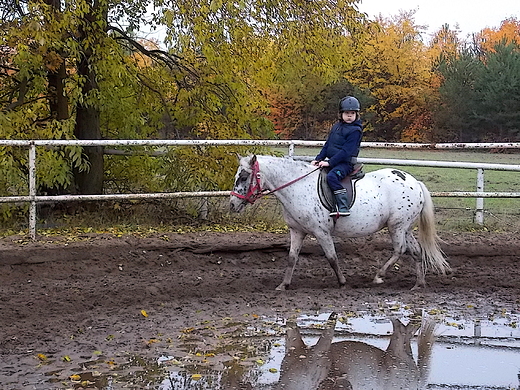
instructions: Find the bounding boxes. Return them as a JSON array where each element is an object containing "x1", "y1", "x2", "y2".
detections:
[{"x1": 230, "y1": 154, "x2": 262, "y2": 212}]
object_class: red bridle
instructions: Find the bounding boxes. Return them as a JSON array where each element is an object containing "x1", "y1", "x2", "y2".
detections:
[
  {"x1": 231, "y1": 159, "x2": 320, "y2": 204},
  {"x1": 230, "y1": 160, "x2": 266, "y2": 204}
]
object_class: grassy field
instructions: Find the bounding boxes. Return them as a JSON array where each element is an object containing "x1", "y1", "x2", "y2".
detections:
[{"x1": 272, "y1": 147, "x2": 520, "y2": 232}]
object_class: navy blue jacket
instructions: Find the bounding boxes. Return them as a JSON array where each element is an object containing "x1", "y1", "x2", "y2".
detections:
[{"x1": 315, "y1": 119, "x2": 363, "y2": 167}]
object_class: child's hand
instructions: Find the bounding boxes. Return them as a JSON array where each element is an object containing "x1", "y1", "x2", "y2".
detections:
[{"x1": 318, "y1": 161, "x2": 330, "y2": 168}]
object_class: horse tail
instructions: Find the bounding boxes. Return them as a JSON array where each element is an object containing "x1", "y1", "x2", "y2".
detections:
[
  {"x1": 417, "y1": 317, "x2": 436, "y2": 388},
  {"x1": 418, "y1": 181, "x2": 451, "y2": 275}
]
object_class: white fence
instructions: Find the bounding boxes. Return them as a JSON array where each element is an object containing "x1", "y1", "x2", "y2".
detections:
[{"x1": 0, "y1": 140, "x2": 519, "y2": 240}]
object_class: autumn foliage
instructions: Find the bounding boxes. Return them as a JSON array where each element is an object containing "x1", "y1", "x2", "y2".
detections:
[
  {"x1": 0, "y1": 1, "x2": 519, "y2": 199},
  {"x1": 476, "y1": 19, "x2": 520, "y2": 52}
]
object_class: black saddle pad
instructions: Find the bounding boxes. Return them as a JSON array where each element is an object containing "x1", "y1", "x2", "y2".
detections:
[{"x1": 317, "y1": 164, "x2": 365, "y2": 212}]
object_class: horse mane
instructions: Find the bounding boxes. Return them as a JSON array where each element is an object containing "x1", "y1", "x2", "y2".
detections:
[{"x1": 257, "y1": 155, "x2": 312, "y2": 169}]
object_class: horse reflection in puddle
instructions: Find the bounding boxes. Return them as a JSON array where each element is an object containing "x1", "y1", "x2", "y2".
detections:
[{"x1": 274, "y1": 313, "x2": 435, "y2": 390}]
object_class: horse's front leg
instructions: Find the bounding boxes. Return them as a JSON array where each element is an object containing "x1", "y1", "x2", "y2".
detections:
[
  {"x1": 315, "y1": 232, "x2": 347, "y2": 287},
  {"x1": 276, "y1": 228, "x2": 306, "y2": 291}
]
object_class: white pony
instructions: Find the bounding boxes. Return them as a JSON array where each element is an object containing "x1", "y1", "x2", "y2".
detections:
[{"x1": 230, "y1": 155, "x2": 450, "y2": 290}]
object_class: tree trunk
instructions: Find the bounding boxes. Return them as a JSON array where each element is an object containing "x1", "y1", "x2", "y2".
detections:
[
  {"x1": 44, "y1": 0, "x2": 68, "y2": 121},
  {"x1": 73, "y1": 17, "x2": 104, "y2": 195},
  {"x1": 74, "y1": 104, "x2": 104, "y2": 195},
  {"x1": 48, "y1": 60, "x2": 68, "y2": 120}
]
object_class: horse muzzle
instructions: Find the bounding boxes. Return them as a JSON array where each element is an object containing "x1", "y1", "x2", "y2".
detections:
[{"x1": 229, "y1": 196, "x2": 246, "y2": 213}]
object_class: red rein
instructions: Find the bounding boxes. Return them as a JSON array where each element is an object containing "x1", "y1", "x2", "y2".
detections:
[{"x1": 231, "y1": 160, "x2": 320, "y2": 204}]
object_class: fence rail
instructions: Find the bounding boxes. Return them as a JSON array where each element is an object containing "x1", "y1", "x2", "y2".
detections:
[{"x1": 0, "y1": 140, "x2": 519, "y2": 239}]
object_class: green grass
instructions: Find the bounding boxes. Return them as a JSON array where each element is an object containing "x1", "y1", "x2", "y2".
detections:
[{"x1": 273, "y1": 147, "x2": 520, "y2": 232}]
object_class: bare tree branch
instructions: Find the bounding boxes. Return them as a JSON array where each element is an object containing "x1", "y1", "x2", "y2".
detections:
[{"x1": 107, "y1": 25, "x2": 199, "y2": 84}]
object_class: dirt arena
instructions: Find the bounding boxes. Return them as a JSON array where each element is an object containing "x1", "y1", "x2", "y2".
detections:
[{"x1": 0, "y1": 231, "x2": 519, "y2": 389}]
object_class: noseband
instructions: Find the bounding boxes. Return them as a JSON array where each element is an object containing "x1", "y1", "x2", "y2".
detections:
[{"x1": 231, "y1": 159, "x2": 320, "y2": 204}]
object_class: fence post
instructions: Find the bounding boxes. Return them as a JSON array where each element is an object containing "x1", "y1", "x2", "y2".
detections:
[
  {"x1": 29, "y1": 142, "x2": 37, "y2": 239},
  {"x1": 475, "y1": 168, "x2": 484, "y2": 225}
]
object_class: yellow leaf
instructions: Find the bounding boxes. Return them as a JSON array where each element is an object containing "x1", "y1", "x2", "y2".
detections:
[
  {"x1": 256, "y1": 359, "x2": 264, "y2": 365},
  {"x1": 62, "y1": 355, "x2": 71, "y2": 362},
  {"x1": 37, "y1": 353, "x2": 47, "y2": 361},
  {"x1": 70, "y1": 374, "x2": 81, "y2": 381},
  {"x1": 269, "y1": 368, "x2": 278, "y2": 373},
  {"x1": 192, "y1": 374, "x2": 202, "y2": 380},
  {"x1": 141, "y1": 310, "x2": 148, "y2": 318}
]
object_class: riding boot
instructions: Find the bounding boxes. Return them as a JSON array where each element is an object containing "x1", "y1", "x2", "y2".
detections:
[{"x1": 330, "y1": 189, "x2": 350, "y2": 217}]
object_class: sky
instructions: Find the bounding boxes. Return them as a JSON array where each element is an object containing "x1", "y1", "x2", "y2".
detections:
[
  {"x1": 142, "y1": 1, "x2": 520, "y2": 46},
  {"x1": 357, "y1": 0, "x2": 520, "y2": 39}
]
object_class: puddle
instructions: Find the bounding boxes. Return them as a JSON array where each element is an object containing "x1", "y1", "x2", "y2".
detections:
[{"x1": 52, "y1": 306, "x2": 520, "y2": 389}]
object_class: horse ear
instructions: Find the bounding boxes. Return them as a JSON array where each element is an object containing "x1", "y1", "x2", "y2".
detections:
[
  {"x1": 250, "y1": 154, "x2": 257, "y2": 165},
  {"x1": 236, "y1": 153, "x2": 242, "y2": 161}
]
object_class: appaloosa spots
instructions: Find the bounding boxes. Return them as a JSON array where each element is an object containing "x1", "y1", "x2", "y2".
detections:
[{"x1": 391, "y1": 170, "x2": 407, "y2": 181}]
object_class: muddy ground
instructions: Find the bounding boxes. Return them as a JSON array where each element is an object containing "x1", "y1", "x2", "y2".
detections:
[{"x1": 0, "y1": 231, "x2": 519, "y2": 389}]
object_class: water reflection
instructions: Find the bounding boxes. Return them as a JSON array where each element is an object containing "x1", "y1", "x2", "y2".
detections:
[
  {"x1": 159, "y1": 310, "x2": 520, "y2": 390},
  {"x1": 48, "y1": 308, "x2": 520, "y2": 389},
  {"x1": 274, "y1": 312, "x2": 434, "y2": 390}
]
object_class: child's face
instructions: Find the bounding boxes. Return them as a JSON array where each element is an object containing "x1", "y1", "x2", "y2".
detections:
[{"x1": 341, "y1": 110, "x2": 357, "y2": 123}]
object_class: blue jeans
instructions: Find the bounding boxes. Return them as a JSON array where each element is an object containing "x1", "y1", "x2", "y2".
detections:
[{"x1": 327, "y1": 163, "x2": 354, "y2": 192}]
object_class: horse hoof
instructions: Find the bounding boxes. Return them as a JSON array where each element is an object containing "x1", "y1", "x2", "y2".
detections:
[
  {"x1": 275, "y1": 284, "x2": 287, "y2": 291},
  {"x1": 373, "y1": 276, "x2": 384, "y2": 284},
  {"x1": 411, "y1": 284, "x2": 425, "y2": 291}
]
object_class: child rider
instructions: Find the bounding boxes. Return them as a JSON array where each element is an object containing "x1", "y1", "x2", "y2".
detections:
[{"x1": 312, "y1": 96, "x2": 363, "y2": 217}]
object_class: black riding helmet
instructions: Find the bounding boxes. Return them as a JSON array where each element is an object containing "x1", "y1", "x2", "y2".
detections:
[{"x1": 339, "y1": 96, "x2": 360, "y2": 112}]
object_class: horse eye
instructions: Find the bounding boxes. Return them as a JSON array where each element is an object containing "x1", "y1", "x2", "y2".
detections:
[{"x1": 234, "y1": 170, "x2": 250, "y2": 188}]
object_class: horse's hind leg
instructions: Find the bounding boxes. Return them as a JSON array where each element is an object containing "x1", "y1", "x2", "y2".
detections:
[
  {"x1": 315, "y1": 232, "x2": 347, "y2": 287},
  {"x1": 373, "y1": 227, "x2": 406, "y2": 285},
  {"x1": 405, "y1": 232, "x2": 426, "y2": 290},
  {"x1": 373, "y1": 228, "x2": 426, "y2": 289},
  {"x1": 276, "y1": 228, "x2": 306, "y2": 291}
]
